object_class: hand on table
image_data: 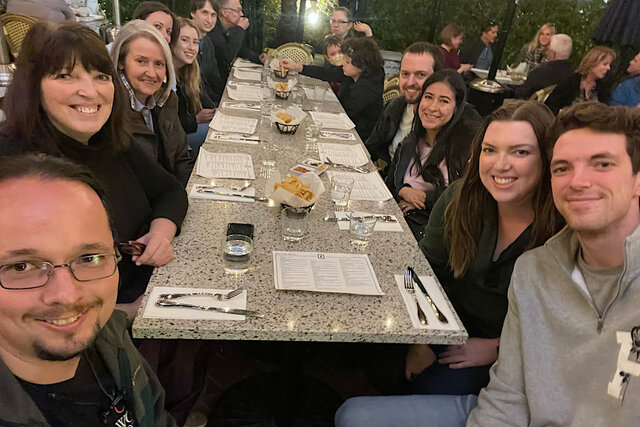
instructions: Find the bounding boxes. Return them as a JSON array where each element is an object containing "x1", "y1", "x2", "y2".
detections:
[
  {"x1": 131, "y1": 218, "x2": 177, "y2": 267},
  {"x1": 398, "y1": 186, "x2": 427, "y2": 212},
  {"x1": 196, "y1": 108, "x2": 216, "y2": 124},
  {"x1": 438, "y1": 338, "x2": 499, "y2": 369},
  {"x1": 458, "y1": 63, "x2": 473, "y2": 73},
  {"x1": 353, "y1": 21, "x2": 373, "y2": 37},
  {"x1": 259, "y1": 53, "x2": 267, "y2": 64},
  {"x1": 405, "y1": 344, "x2": 437, "y2": 380},
  {"x1": 279, "y1": 58, "x2": 303, "y2": 73},
  {"x1": 238, "y1": 17, "x2": 250, "y2": 30}
]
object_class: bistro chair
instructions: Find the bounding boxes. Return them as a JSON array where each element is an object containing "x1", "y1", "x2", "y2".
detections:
[
  {"x1": 530, "y1": 84, "x2": 557, "y2": 103},
  {"x1": 383, "y1": 85, "x2": 401, "y2": 105},
  {"x1": 273, "y1": 42, "x2": 314, "y2": 65},
  {"x1": 384, "y1": 74, "x2": 399, "y2": 92},
  {"x1": 1, "y1": 13, "x2": 37, "y2": 59}
]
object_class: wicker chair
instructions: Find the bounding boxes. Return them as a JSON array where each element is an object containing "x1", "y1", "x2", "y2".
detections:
[
  {"x1": 529, "y1": 84, "x2": 557, "y2": 103},
  {"x1": 1, "y1": 13, "x2": 37, "y2": 59},
  {"x1": 384, "y1": 74, "x2": 399, "y2": 92},
  {"x1": 383, "y1": 85, "x2": 401, "y2": 105},
  {"x1": 273, "y1": 42, "x2": 314, "y2": 65}
]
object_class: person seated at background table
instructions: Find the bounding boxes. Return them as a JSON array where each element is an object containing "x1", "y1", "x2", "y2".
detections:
[
  {"x1": 0, "y1": 21, "x2": 188, "y2": 320},
  {"x1": 365, "y1": 42, "x2": 443, "y2": 176},
  {"x1": 280, "y1": 37, "x2": 385, "y2": 141},
  {"x1": 514, "y1": 33, "x2": 574, "y2": 100},
  {"x1": 0, "y1": 155, "x2": 176, "y2": 427},
  {"x1": 439, "y1": 23, "x2": 472, "y2": 73},
  {"x1": 208, "y1": 0, "x2": 265, "y2": 82},
  {"x1": 6, "y1": 0, "x2": 74, "y2": 22},
  {"x1": 173, "y1": 17, "x2": 216, "y2": 158},
  {"x1": 190, "y1": 0, "x2": 225, "y2": 104},
  {"x1": 111, "y1": 20, "x2": 193, "y2": 187},
  {"x1": 323, "y1": 34, "x2": 345, "y2": 96},
  {"x1": 459, "y1": 21, "x2": 498, "y2": 70},
  {"x1": 513, "y1": 23, "x2": 555, "y2": 73},
  {"x1": 132, "y1": 1, "x2": 178, "y2": 47},
  {"x1": 329, "y1": 6, "x2": 373, "y2": 41},
  {"x1": 610, "y1": 51, "x2": 640, "y2": 108},
  {"x1": 545, "y1": 45, "x2": 615, "y2": 114},
  {"x1": 384, "y1": 70, "x2": 482, "y2": 239}
]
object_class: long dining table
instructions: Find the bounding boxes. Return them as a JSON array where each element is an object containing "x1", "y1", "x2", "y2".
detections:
[{"x1": 132, "y1": 60, "x2": 468, "y2": 345}]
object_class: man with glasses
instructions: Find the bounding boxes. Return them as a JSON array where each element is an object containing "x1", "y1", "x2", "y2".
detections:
[
  {"x1": 0, "y1": 155, "x2": 175, "y2": 426},
  {"x1": 208, "y1": 0, "x2": 264, "y2": 81},
  {"x1": 330, "y1": 7, "x2": 373, "y2": 41}
]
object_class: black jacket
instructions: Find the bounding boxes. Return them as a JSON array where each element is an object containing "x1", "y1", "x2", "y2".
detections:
[
  {"x1": 207, "y1": 19, "x2": 261, "y2": 81},
  {"x1": 514, "y1": 59, "x2": 575, "y2": 99},
  {"x1": 545, "y1": 72, "x2": 611, "y2": 114},
  {"x1": 301, "y1": 64, "x2": 384, "y2": 141},
  {"x1": 197, "y1": 34, "x2": 225, "y2": 104},
  {"x1": 459, "y1": 37, "x2": 492, "y2": 67},
  {"x1": 364, "y1": 95, "x2": 408, "y2": 165}
]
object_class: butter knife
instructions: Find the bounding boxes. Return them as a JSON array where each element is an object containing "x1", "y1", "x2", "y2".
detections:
[
  {"x1": 156, "y1": 299, "x2": 263, "y2": 318},
  {"x1": 407, "y1": 266, "x2": 449, "y2": 323},
  {"x1": 196, "y1": 188, "x2": 269, "y2": 202},
  {"x1": 323, "y1": 215, "x2": 397, "y2": 223}
]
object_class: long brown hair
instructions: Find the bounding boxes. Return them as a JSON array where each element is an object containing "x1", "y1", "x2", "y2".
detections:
[
  {"x1": 0, "y1": 22, "x2": 131, "y2": 154},
  {"x1": 444, "y1": 101, "x2": 560, "y2": 277},
  {"x1": 173, "y1": 17, "x2": 203, "y2": 114}
]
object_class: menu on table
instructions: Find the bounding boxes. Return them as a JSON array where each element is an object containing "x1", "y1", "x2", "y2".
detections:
[
  {"x1": 233, "y1": 69, "x2": 262, "y2": 81},
  {"x1": 273, "y1": 251, "x2": 384, "y2": 296},
  {"x1": 310, "y1": 112, "x2": 356, "y2": 130},
  {"x1": 234, "y1": 58, "x2": 262, "y2": 68},
  {"x1": 317, "y1": 143, "x2": 369, "y2": 166},
  {"x1": 195, "y1": 149, "x2": 255, "y2": 179},
  {"x1": 209, "y1": 111, "x2": 258, "y2": 134},
  {"x1": 227, "y1": 85, "x2": 265, "y2": 102},
  {"x1": 326, "y1": 171, "x2": 393, "y2": 201}
]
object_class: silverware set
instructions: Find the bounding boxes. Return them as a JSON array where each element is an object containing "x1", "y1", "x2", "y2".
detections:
[
  {"x1": 325, "y1": 157, "x2": 371, "y2": 174},
  {"x1": 405, "y1": 267, "x2": 449, "y2": 325},
  {"x1": 322, "y1": 214, "x2": 397, "y2": 223},
  {"x1": 156, "y1": 288, "x2": 264, "y2": 318}
]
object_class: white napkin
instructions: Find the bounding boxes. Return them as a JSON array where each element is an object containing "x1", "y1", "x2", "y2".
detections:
[
  {"x1": 394, "y1": 274, "x2": 460, "y2": 330},
  {"x1": 142, "y1": 286, "x2": 249, "y2": 320},
  {"x1": 334, "y1": 211, "x2": 403, "y2": 232},
  {"x1": 189, "y1": 185, "x2": 256, "y2": 203}
]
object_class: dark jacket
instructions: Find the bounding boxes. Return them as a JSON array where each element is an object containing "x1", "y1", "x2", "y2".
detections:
[
  {"x1": 418, "y1": 181, "x2": 532, "y2": 338},
  {"x1": 459, "y1": 37, "x2": 492, "y2": 68},
  {"x1": 364, "y1": 95, "x2": 408, "y2": 165},
  {"x1": 301, "y1": 64, "x2": 385, "y2": 141},
  {"x1": 197, "y1": 34, "x2": 225, "y2": 104},
  {"x1": 545, "y1": 72, "x2": 611, "y2": 114},
  {"x1": 128, "y1": 90, "x2": 193, "y2": 187},
  {"x1": 514, "y1": 59, "x2": 575, "y2": 99},
  {"x1": 385, "y1": 102, "x2": 482, "y2": 239},
  {"x1": 207, "y1": 19, "x2": 261, "y2": 81},
  {"x1": 0, "y1": 310, "x2": 176, "y2": 427},
  {"x1": 176, "y1": 83, "x2": 215, "y2": 135}
]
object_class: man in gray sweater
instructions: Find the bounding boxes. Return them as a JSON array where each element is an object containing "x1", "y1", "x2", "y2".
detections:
[{"x1": 335, "y1": 101, "x2": 640, "y2": 426}]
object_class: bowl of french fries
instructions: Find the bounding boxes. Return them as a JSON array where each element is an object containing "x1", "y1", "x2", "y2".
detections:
[
  {"x1": 266, "y1": 171, "x2": 325, "y2": 210},
  {"x1": 271, "y1": 106, "x2": 306, "y2": 134},
  {"x1": 270, "y1": 58, "x2": 289, "y2": 79}
]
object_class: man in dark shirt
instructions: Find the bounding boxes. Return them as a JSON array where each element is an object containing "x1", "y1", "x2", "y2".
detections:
[
  {"x1": 207, "y1": 0, "x2": 265, "y2": 80},
  {"x1": 459, "y1": 22, "x2": 498, "y2": 70},
  {"x1": 190, "y1": 0, "x2": 225, "y2": 104},
  {"x1": 515, "y1": 34, "x2": 575, "y2": 100},
  {"x1": 0, "y1": 155, "x2": 175, "y2": 427}
]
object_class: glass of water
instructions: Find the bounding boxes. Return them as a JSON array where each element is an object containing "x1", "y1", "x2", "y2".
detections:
[
  {"x1": 281, "y1": 207, "x2": 307, "y2": 242},
  {"x1": 349, "y1": 213, "x2": 377, "y2": 248},
  {"x1": 330, "y1": 175, "x2": 354, "y2": 209},
  {"x1": 223, "y1": 234, "x2": 253, "y2": 274},
  {"x1": 304, "y1": 123, "x2": 319, "y2": 155},
  {"x1": 314, "y1": 86, "x2": 325, "y2": 110}
]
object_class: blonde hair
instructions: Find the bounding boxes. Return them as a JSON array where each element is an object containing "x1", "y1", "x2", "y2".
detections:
[
  {"x1": 576, "y1": 46, "x2": 616, "y2": 78},
  {"x1": 173, "y1": 17, "x2": 203, "y2": 113},
  {"x1": 527, "y1": 23, "x2": 555, "y2": 53}
]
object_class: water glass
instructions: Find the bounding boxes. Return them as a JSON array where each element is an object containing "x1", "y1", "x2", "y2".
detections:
[
  {"x1": 304, "y1": 124, "x2": 319, "y2": 155},
  {"x1": 262, "y1": 83, "x2": 274, "y2": 100},
  {"x1": 330, "y1": 175, "x2": 354, "y2": 209},
  {"x1": 314, "y1": 86, "x2": 325, "y2": 110},
  {"x1": 291, "y1": 88, "x2": 303, "y2": 108},
  {"x1": 281, "y1": 207, "x2": 307, "y2": 242},
  {"x1": 349, "y1": 213, "x2": 377, "y2": 248},
  {"x1": 261, "y1": 141, "x2": 278, "y2": 168},
  {"x1": 223, "y1": 234, "x2": 253, "y2": 274}
]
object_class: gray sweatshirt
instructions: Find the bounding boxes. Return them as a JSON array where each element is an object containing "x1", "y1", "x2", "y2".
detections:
[{"x1": 467, "y1": 224, "x2": 640, "y2": 426}]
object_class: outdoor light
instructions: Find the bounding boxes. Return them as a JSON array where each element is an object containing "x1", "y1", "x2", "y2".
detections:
[{"x1": 306, "y1": 0, "x2": 319, "y2": 27}]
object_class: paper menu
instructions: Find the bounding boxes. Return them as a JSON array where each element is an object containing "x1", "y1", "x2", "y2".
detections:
[
  {"x1": 394, "y1": 275, "x2": 460, "y2": 330},
  {"x1": 273, "y1": 251, "x2": 384, "y2": 296},
  {"x1": 326, "y1": 171, "x2": 393, "y2": 201},
  {"x1": 310, "y1": 112, "x2": 356, "y2": 130},
  {"x1": 233, "y1": 68, "x2": 262, "y2": 81},
  {"x1": 209, "y1": 112, "x2": 258, "y2": 134},
  {"x1": 303, "y1": 87, "x2": 338, "y2": 102},
  {"x1": 317, "y1": 143, "x2": 369, "y2": 166},
  {"x1": 227, "y1": 85, "x2": 265, "y2": 102},
  {"x1": 195, "y1": 149, "x2": 255, "y2": 179},
  {"x1": 234, "y1": 58, "x2": 263, "y2": 68}
]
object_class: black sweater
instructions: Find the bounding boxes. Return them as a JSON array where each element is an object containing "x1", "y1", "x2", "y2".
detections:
[
  {"x1": 0, "y1": 127, "x2": 188, "y2": 303},
  {"x1": 301, "y1": 64, "x2": 384, "y2": 141},
  {"x1": 545, "y1": 72, "x2": 611, "y2": 114}
]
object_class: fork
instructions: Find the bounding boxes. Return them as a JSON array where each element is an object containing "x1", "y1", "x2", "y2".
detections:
[
  {"x1": 201, "y1": 181, "x2": 252, "y2": 192},
  {"x1": 404, "y1": 270, "x2": 428, "y2": 326},
  {"x1": 325, "y1": 157, "x2": 371, "y2": 174},
  {"x1": 158, "y1": 288, "x2": 245, "y2": 301}
]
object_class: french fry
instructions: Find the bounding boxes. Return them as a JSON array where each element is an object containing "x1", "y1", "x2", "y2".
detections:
[{"x1": 274, "y1": 175, "x2": 314, "y2": 201}]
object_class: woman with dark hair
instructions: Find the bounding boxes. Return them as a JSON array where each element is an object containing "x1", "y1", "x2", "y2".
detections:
[
  {"x1": 0, "y1": 22, "x2": 188, "y2": 319},
  {"x1": 439, "y1": 23, "x2": 472, "y2": 73},
  {"x1": 545, "y1": 45, "x2": 616, "y2": 114},
  {"x1": 280, "y1": 37, "x2": 384, "y2": 140},
  {"x1": 385, "y1": 69, "x2": 482, "y2": 239},
  {"x1": 132, "y1": 0, "x2": 178, "y2": 47}
]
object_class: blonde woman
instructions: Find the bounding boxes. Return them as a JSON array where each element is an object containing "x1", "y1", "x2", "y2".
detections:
[
  {"x1": 173, "y1": 17, "x2": 216, "y2": 157},
  {"x1": 515, "y1": 23, "x2": 555, "y2": 72}
]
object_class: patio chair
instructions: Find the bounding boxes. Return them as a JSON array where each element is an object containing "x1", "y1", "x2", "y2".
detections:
[
  {"x1": 384, "y1": 74, "x2": 399, "y2": 91},
  {"x1": 273, "y1": 42, "x2": 314, "y2": 65},
  {"x1": 383, "y1": 85, "x2": 401, "y2": 105},
  {"x1": 530, "y1": 84, "x2": 557, "y2": 103},
  {"x1": 1, "y1": 13, "x2": 37, "y2": 59}
]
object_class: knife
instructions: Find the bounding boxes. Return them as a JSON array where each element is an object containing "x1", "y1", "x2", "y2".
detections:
[
  {"x1": 196, "y1": 188, "x2": 269, "y2": 202},
  {"x1": 407, "y1": 266, "x2": 449, "y2": 323},
  {"x1": 323, "y1": 215, "x2": 397, "y2": 223},
  {"x1": 209, "y1": 134, "x2": 261, "y2": 143},
  {"x1": 156, "y1": 299, "x2": 263, "y2": 318}
]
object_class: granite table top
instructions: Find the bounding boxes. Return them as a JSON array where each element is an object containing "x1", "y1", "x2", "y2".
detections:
[{"x1": 132, "y1": 65, "x2": 468, "y2": 345}]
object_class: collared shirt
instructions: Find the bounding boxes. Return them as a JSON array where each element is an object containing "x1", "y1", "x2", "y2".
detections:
[
  {"x1": 119, "y1": 72, "x2": 156, "y2": 132},
  {"x1": 388, "y1": 103, "x2": 414, "y2": 160},
  {"x1": 476, "y1": 45, "x2": 493, "y2": 70}
]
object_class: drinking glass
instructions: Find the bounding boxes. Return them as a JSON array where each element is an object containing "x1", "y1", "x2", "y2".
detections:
[
  {"x1": 314, "y1": 86, "x2": 325, "y2": 110},
  {"x1": 349, "y1": 213, "x2": 377, "y2": 248},
  {"x1": 281, "y1": 207, "x2": 307, "y2": 242},
  {"x1": 330, "y1": 175, "x2": 354, "y2": 209},
  {"x1": 223, "y1": 234, "x2": 253, "y2": 274},
  {"x1": 260, "y1": 141, "x2": 278, "y2": 177},
  {"x1": 304, "y1": 124, "x2": 319, "y2": 155}
]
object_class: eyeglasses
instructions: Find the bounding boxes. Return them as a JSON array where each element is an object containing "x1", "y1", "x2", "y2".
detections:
[
  {"x1": 0, "y1": 253, "x2": 121, "y2": 290},
  {"x1": 330, "y1": 19, "x2": 350, "y2": 25}
]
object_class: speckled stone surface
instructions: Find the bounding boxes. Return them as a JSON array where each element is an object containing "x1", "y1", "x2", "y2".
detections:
[{"x1": 132, "y1": 70, "x2": 468, "y2": 345}]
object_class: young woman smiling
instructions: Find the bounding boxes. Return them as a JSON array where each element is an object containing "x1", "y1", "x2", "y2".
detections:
[
  {"x1": 514, "y1": 23, "x2": 555, "y2": 72},
  {"x1": 172, "y1": 17, "x2": 216, "y2": 158},
  {"x1": 111, "y1": 20, "x2": 192, "y2": 186},
  {"x1": 385, "y1": 69, "x2": 482, "y2": 239}
]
